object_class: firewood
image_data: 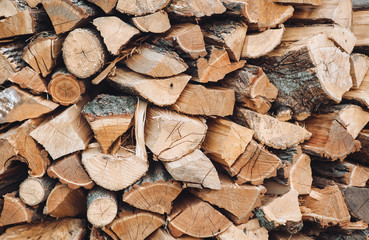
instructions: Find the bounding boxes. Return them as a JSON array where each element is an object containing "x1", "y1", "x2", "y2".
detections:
[
  {"x1": 145, "y1": 107, "x2": 207, "y2": 161},
  {"x1": 63, "y1": 28, "x2": 106, "y2": 79},
  {"x1": 342, "y1": 187, "x2": 369, "y2": 224},
  {"x1": 350, "y1": 53, "x2": 369, "y2": 89},
  {"x1": 217, "y1": 219, "x2": 269, "y2": 240},
  {"x1": 123, "y1": 163, "x2": 182, "y2": 214},
  {"x1": 0, "y1": 42, "x2": 26, "y2": 84},
  {"x1": 170, "y1": 84, "x2": 235, "y2": 117},
  {"x1": 168, "y1": 0, "x2": 226, "y2": 17},
  {"x1": 270, "y1": 232, "x2": 314, "y2": 240},
  {"x1": 87, "y1": 0, "x2": 117, "y2": 13},
  {"x1": 134, "y1": 99, "x2": 148, "y2": 161},
  {"x1": 42, "y1": 0, "x2": 95, "y2": 34},
  {"x1": 352, "y1": 11, "x2": 369, "y2": 48},
  {"x1": 8, "y1": 66, "x2": 47, "y2": 94},
  {"x1": 82, "y1": 143, "x2": 149, "y2": 191},
  {"x1": 19, "y1": 176, "x2": 55, "y2": 206},
  {"x1": 350, "y1": 129, "x2": 369, "y2": 165},
  {"x1": 344, "y1": 71, "x2": 369, "y2": 108},
  {"x1": 272, "y1": 0, "x2": 321, "y2": 4},
  {"x1": 132, "y1": 11, "x2": 171, "y2": 33},
  {"x1": 107, "y1": 67, "x2": 190, "y2": 106},
  {"x1": 43, "y1": 183, "x2": 86, "y2": 218},
  {"x1": 90, "y1": 226, "x2": 111, "y2": 240},
  {"x1": 0, "y1": 0, "x2": 22, "y2": 18},
  {"x1": 220, "y1": 64, "x2": 278, "y2": 114},
  {"x1": 168, "y1": 193, "x2": 231, "y2": 238},
  {"x1": 87, "y1": 187, "x2": 118, "y2": 227},
  {"x1": 82, "y1": 95, "x2": 136, "y2": 154},
  {"x1": 201, "y1": 118, "x2": 254, "y2": 167},
  {"x1": 220, "y1": 0, "x2": 259, "y2": 23},
  {"x1": 25, "y1": 0, "x2": 41, "y2": 8},
  {"x1": 47, "y1": 153, "x2": 94, "y2": 189},
  {"x1": 148, "y1": 228, "x2": 200, "y2": 240},
  {"x1": 287, "y1": 154, "x2": 312, "y2": 195},
  {"x1": 116, "y1": 0, "x2": 170, "y2": 15}
]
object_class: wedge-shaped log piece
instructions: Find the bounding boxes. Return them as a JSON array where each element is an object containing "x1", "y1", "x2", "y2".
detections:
[
  {"x1": 300, "y1": 185, "x2": 351, "y2": 227},
  {"x1": 0, "y1": 42, "x2": 26, "y2": 85},
  {"x1": 25, "y1": 0, "x2": 41, "y2": 7},
  {"x1": 288, "y1": 154, "x2": 312, "y2": 195},
  {"x1": 272, "y1": 0, "x2": 321, "y2": 4},
  {"x1": 164, "y1": 149, "x2": 221, "y2": 190},
  {"x1": 145, "y1": 107, "x2": 207, "y2": 161},
  {"x1": 352, "y1": 11, "x2": 369, "y2": 47},
  {"x1": 116, "y1": 0, "x2": 170, "y2": 15},
  {"x1": 0, "y1": 0, "x2": 22, "y2": 18},
  {"x1": 202, "y1": 118, "x2": 253, "y2": 167},
  {"x1": 168, "y1": 193, "x2": 231, "y2": 238},
  {"x1": 217, "y1": 219, "x2": 269, "y2": 240},
  {"x1": 350, "y1": 53, "x2": 369, "y2": 89},
  {"x1": 168, "y1": 0, "x2": 226, "y2": 17},
  {"x1": 82, "y1": 95, "x2": 136, "y2": 154},
  {"x1": 82, "y1": 143, "x2": 148, "y2": 191},
  {"x1": 220, "y1": 0, "x2": 259, "y2": 23},
  {"x1": 350, "y1": 129, "x2": 369, "y2": 165},
  {"x1": 9, "y1": 67, "x2": 47, "y2": 94},
  {"x1": 256, "y1": 0, "x2": 294, "y2": 28},
  {"x1": 30, "y1": 98, "x2": 92, "y2": 160},
  {"x1": 108, "y1": 67, "x2": 190, "y2": 106},
  {"x1": 134, "y1": 99, "x2": 148, "y2": 161},
  {"x1": 19, "y1": 176, "x2": 55, "y2": 206},
  {"x1": 47, "y1": 153, "x2": 94, "y2": 189},
  {"x1": 148, "y1": 228, "x2": 201, "y2": 240},
  {"x1": 342, "y1": 187, "x2": 369, "y2": 224},
  {"x1": 123, "y1": 163, "x2": 182, "y2": 214},
  {"x1": 87, "y1": 187, "x2": 118, "y2": 227},
  {"x1": 344, "y1": 71, "x2": 369, "y2": 107},
  {"x1": 171, "y1": 84, "x2": 235, "y2": 117},
  {"x1": 87, "y1": 0, "x2": 117, "y2": 13},
  {"x1": 42, "y1": 0, "x2": 95, "y2": 34},
  {"x1": 132, "y1": 11, "x2": 170, "y2": 33}
]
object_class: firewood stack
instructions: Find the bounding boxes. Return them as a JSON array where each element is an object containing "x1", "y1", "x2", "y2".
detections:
[{"x1": 0, "y1": 0, "x2": 369, "y2": 239}]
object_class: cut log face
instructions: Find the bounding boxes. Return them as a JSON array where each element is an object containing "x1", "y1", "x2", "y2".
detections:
[
  {"x1": 0, "y1": 0, "x2": 20, "y2": 18},
  {"x1": 350, "y1": 53, "x2": 369, "y2": 89},
  {"x1": 9, "y1": 66, "x2": 47, "y2": 94},
  {"x1": 116, "y1": 0, "x2": 170, "y2": 15},
  {"x1": 87, "y1": 187, "x2": 118, "y2": 227},
  {"x1": 87, "y1": 0, "x2": 117, "y2": 13},
  {"x1": 145, "y1": 107, "x2": 207, "y2": 161},
  {"x1": 148, "y1": 228, "x2": 200, "y2": 240},
  {"x1": 0, "y1": 42, "x2": 26, "y2": 84},
  {"x1": 272, "y1": 0, "x2": 321, "y2": 4},
  {"x1": 19, "y1": 176, "x2": 55, "y2": 206},
  {"x1": 217, "y1": 219, "x2": 269, "y2": 240},
  {"x1": 342, "y1": 187, "x2": 369, "y2": 224},
  {"x1": 289, "y1": 154, "x2": 312, "y2": 195},
  {"x1": 344, "y1": 70, "x2": 369, "y2": 107},
  {"x1": 168, "y1": 0, "x2": 226, "y2": 17},
  {"x1": 221, "y1": 0, "x2": 259, "y2": 23},
  {"x1": 132, "y1": 11, "x2": 171, "y2": 33},
  {"x1": 352, "y1": 11, "x2": 369, "y2": 47},
  {"x1": 255, "y1": 0, "x2": 294, "y2": 28}
]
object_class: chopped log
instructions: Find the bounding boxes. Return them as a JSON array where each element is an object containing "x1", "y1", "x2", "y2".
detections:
[
  {"x1": 107, "y1": 67, "x2": 190, "y2": 106},
  {"x1": 30, "y1": 98, "x2": 92, "y2": 160},
  {"x1": 87, "y1": 187, "x2": 118, "y2": 227},
  {"x1": 25, "y1": 0, "x2": 41, "y2": 8},
  {"x1": 82, "y1": 143, "x2": 148, "y2": 191},
  {"x1": 132, "y1": 11, "x2": 171, "y2": 33},
  {"x1": 42, "y1": 0, "x2": 95, "y2": 34},
  {"x1": 87, "y1": 0, "x2": 117, "y2": 13},
  {"x1": 288, "y1": 154, "x2": 312, "y2": 195},
  {"x1": 350, "y1": 129, "x2": 369, "y2": 165},
  {"x1": 22, "y1": 32, "x2": 64, "y2": 77},
  {"x1": 47, "y1": 153, "x2": 94, "y2": 189},
  {"x1": 163, "y1": 149, "x2": 221, "y2": 190},
  {"x1": 8, "y1": 66, "x2": 47, "y2": 94},
  {"x1": 170, "y1": 84, "x2": 235, "y2": 117},
  {"x1": 82, "y1": 94, "x2": 136, "y2": 154},
  {"x1": 168, "y1": 0, "x2": 226, "y2": 17},
  {"x1": 241, "y1": 24, "x2": 284, "y2": 58},
  {"x1": 148, "y1": 228, "x2": 200, "y2": 240},
  {"x1": 123, "y1": 163, "x2": 182, "y2": 214},
  {"x1": 270, "y1": 232, "x2": 314, "y2": 240},
  {"x1": 350, "y1": 53, "x2": 369, "y2": 89},
  {"x1": 43, "y1": 183, "x2": 86, "y2": 218},
  {"x1": 63, "y1": 28, "x2": 106, "y2": 79},
  {"x1": 255, "y1": 0, "x2": 294, "y2": 28},
  {"x1": 220, "y1": 0, "x2": 259, "y2": 23},
  {"x1": 201, "y1": 118, "x2": 254, "y2": 167},
  {"x1": 342, "y1": 187, "x2": 369, "y2": 224},
  {"x1": 125, "y1": 44, "x2": 188, "y2": 77},
  {"x1": 220, "y1": 64, "x2": 278, "y2": 114},
  {"x1": 145, "y1": 107, "x2": 207, "y2": 161},
  {"x1": 19, "y1": 176, "x2": 54, "y2": 206},
  {"x1": 272, "y1": 0, "x2": 321, "y2": 4},
  {"x1": 202, "y1": 20, "x2": 247, "y2": 61},
  {"x1": 0, "y1": 0, "x2": 22, "y2": 18},
  {"x1": 168, "y1": 193, "x2": 231, "y2": 238},
  {"x1": 90, "y1": 226, "x2": 111, "y2": 240},
  {"x1": 134, "y1": 99, "x2": 148, "y2": 160},
  {"x1": 351, "y1": 11, "x2": 369, "y2": 47},
  {"x1": 217, "y1": 219, "x2": 269, "y2": 240},
  {"x1": 344, "y1": 70, "x2": 369, "y2": 107},
  {"x1": 116, "y1": 0, "x2": 170, "y2": 15},
  {"x1": 93, "y1": 16, "x2": 139, "y2": 56},
  {"x1": 215, "y1": 224, "x2": 249, "y2": 240},
  {"x1": 0, "y1": 42, "x2": 26, "y2": 85}
]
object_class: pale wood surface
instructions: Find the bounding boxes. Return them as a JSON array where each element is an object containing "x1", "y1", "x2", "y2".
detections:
[
  {"x1": 9, "y1": 66, "x2": 47, "y2": 94},
  {"x1": 217, "y1": 219, "x2": 269, "y2": 240},
  {"x1": 221, "y1": 0, "x2": 259, "y2": 23},
  {"x1": 87, "y1": 0, "x2": 117, "y2": 13},
  {"x1": 168, "y1": 0, "x2": 226, "y2": 17},
  {"x1": 19, "y1": 176, "x2": 54, "y2": 206},
  {"x1": 0, "y1": 0, "x2": 21, "y2": 18},
  {"x1": 132, "y1": 11, "x2": 170, "y2": 33},
  {"x1": 148, "y1": 228, "x2": 200, "y2": 240},
  {"x1": 87, "y1": 187, "x2": 118, "y2": 227},
  {"x1": 350, "y1": 53, "x2": 369, "y2": 88},
  {"x1": 116, "y1": 0, "x2": 170, "y2": 15},
  {"x1": 289, "y1": 154, "x2": 312, "y2": 195},
  {"x1": 273, "y1": 0, "x2": 321, "y2": 4},
  {"x1": 344, "y1": 70, "x2": 369, "y2": 107},
  {"x1": 352, "y1": 11, "x2": 369, "y2": 46},
  {"x1": 0, "y1": 42, "x2": 26, "y2": 84}
]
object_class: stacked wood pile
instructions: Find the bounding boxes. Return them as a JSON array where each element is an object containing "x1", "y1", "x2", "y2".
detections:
[{"x1": 0, "y1": 0, "x2": 369, "y2": 239}]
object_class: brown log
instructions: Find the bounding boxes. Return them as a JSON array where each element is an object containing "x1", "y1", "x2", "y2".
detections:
[
  {"x1": 342, "y1": 187, "x2": 369, "y2": 224},
  {"x1": 25, "y1": 0, "x2": 41, "y2": 8},
  {"x1": 350, "y1": 129, "x2": 369, "y2": 165},
  {"x1": 344, "y1": 70, "x2": 369, "y2": 107},
  {"x1": 287, "y1": 154, "x2": 313, "y2": 195},
  {"x1": 220, "y1": 0, "x2": 259, "y2": 23},
  {"x1": 8, "y1": 66, "x2": 47, "y2": 94},
  {"x1": 19, "y1": 176, "x2": 55, "y2": 206},
  {"x1": 90, "y1": 226, "x2": 111, "y2": 240},
  {"x1": 87, "y1": 187, "x2": 118, "y2": 227},
  {"x1": 0, "y1": 0, "x2": 22, "y2": 18},
  {"x1": 132, "y1": 11, "x2": 170, "y2": 33},
  {"x1": 352, "y1": 10, "x2": 369, "y2": 47},
  {"x1": 148, "y1": 228, "x2": 200, "y2": 240},
  {"x1": 168, "y1": 0, "x2": 226, "y2": 17},
  {"x1": 350, "y1": 53, "x2": 369, "y2": 89},
  {"x1": 272, "y1": 0, "x2": 321, "y2": 4},
  {"x1": 87, "y1": 0, "x2": 117, "y2": 13},
  {"x1": 217, "y1": 219, "x2": 269, "y2": 240},
  {"x1": 0, "y1": 42, "x2": 26, "y2": 85},
  {"x1": 116, "y1": 0, "x2": 170, "y2": 15}
]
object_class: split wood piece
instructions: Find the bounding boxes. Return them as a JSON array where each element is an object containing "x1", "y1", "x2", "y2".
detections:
[
  {"x1": 19, "y1": 176, "x2": 55, "y2": 206},
  {"x1": 344, "y1": 71, "x2": 369, "y2": 107},
  {"x1": 319, "y1": 230, "x2": 369, "y2": 240},
  {"x1": 352, "y1": 11, "x2": 369, "y2": 47},
  {"x1": 42, "y1": 0, "x2": 95, "y2": 34},
  {"x1": 132, "y1": 11, "x2": 170, "y2": 33},
  {"x1": 220, "y1": 64, "x2": 278, "y2": 114},
  {"x1": 287, "y1": 154, "x2": 312, "y2": 195},
  {"x1": 217, "y1": 219, "x2": 269, "y2": 240},
  {"x1": 234, "y1": 108, "x2": 311, "y2": 149},
  {"x1": 82, "y1": 143, "x2": 148, "y2": 191},
  {"x1": 44, "y1": 183, "x2": 86, "y2": 218},
  {"x1": 63, "y1": 28, "x2": 106, "y2": 79},
  {"x1": 90, "y1": 226, "x2": 111, "y2": 240},
  {"x1": 48, "y1": 69, "x2": 85, "y2": 106},
  {"x1": 0, "y1": 119, "x2": 50, "y2": 177},
  {"x1": 242, "y1": 25, "x2": 284, "y2": 58},
  {"x1": 170, "y1": 84, "x2": 235, "y2": 117},
  {"x1": 0, "y1": 218, "x2": 86, "y2": 240},
  {"x1": 0, "y1": 164, "x2": 28, "y2": 197},
  {"x1": 47, "y1": 153, "x2": 94, "y2": 189},
  {"x1": 82, "y1": 95, "x2": 136, "y2": 154},
  {"x1": 190, "y1": 174, "x2": 266, "y2": 224},
  {"x1": 350, "y1": 129, "x2": 369, "y2": 165},
  {"x1": 350, "y1": 53, "x2": 369, "y2": 89},
  {"x1": 145, "y1": 107, "x2": 207, "y2": 161},
  {"x1": 255, "y1": 0, "x2": 294, "y2": 29},
  {"x1": 87, "y1": 187, "x2": 118, "y2": 227},
  {"x1": 0, "y1": 42, "x2": 26, "y2": 84},
  {"x1": 30, "y1": 98, "x2": 93, "y2": 160},
  {"x1": 272, "y1": 0, "x2": 321, "y2": 5},
  {"x1": 25, "y1": 0, "x2": 41, "y2": 8},
  {"x1": 249, "y1": 33, "x2": 352, "y2": 120},
  {"x1": 116, "y1": 0, "x2": 170, "y2": 15},
  {"x1": 22, "y1": 32, "x2": 64, "y2": 77},
  {"x1": 270, "y1": 232, "x2": 314, "y2": 240},
  {"x1": 220, "y1": 0, "x2": 259, "y2": 23},
  {"x1": 87, "y1": 0, "x2": 117, "y2": 13},
  {"x1": 105, "y1": 208, "x2": 165, "y2": 240},
  {"x1": 0, "y1": 0, "x2": 23, "y2": 18},
  {"x1": 353, "y1": 0, "x2": 369, "y2": 10},
  {"x1": 93, "y1": 16, "x2": 139, "y2": 56},
  {"x1": 168, "y1": 193, "x2": 231, "y2": 238},
  {"x1": 108, "y1": 67, "x2": 190, "y2": 106},
  {"x1": 123, "y1": 163, "x2": 182, "y2": 214},
  {"x1": 201, "y1": 118, "x2": 253, "y2": 167},
  {"x1": 190, "y1": 46, "x2": 245, "y2": 83},
  {"x1": 148, "y1": 228, "x2": 200, "y2": 240},
  {"x1": 300, "y1": 185, "x2": 351, "y2": 227},
  {"x1": 202, "y1": 20, "x2": 247, "y2": 61},
  {"x1": 134, "y1": 99, "x2": 148, "y2": 160},
  {"x1": 342, "y1": 187, "x2": 369, "y2": 224},
  {"x1": 125, "y1": 44, "x2": 188, "y2": 78},
  {"x1": 0, "y1": 192, "x2": 40, "y2": 227},
  {"x1": 168, "y1": 0, "x2": 226, "y2": 17},
  {"x1": 163, "y1": 149, "x2": 221, "y2": 190},
  {"x1": 8, "y1": 67, "x2": 47, "y2": 94}
]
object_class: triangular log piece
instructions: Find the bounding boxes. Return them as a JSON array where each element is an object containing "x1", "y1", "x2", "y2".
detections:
[
  {"x1": 0, "y1": 0, "x2": 22, "y2": 18},
  {"x1": 342, "y1": 187, "x2": 369, "y2": 224},
  {"x1": 220, "y1": 0, "x2": 259, "y2": 23},
  {"x1": 87, "y1": 187, "x2": 118, "y2": 227},
  {"x1": 0, "y1": 42, "x2": 26, "y2": 84},
  {"x1": 350, "y1": 53, "x2": 369, "y2": 89},
  {"x1": 344, "y1": 70, "x2": 369, "y2": 107},
  {"x1": 217, "y1": 219, "x2": 269, "y2": 240},
  {"x1": 350, "y1": 129, "x2": 369, "y2": 165},
  {"x1": 116, "y1": 0, "x2": 170, "y2": 15},
  {"x1": 255, "y1": 0, "x2": 294, "y2": 28},
  {"x1": 352, "y1": 10, "x2": 369, "y2": 47},
  {"x1": 148, "y1": 228, "x2": 200, "y2": 240},
  {"x1": 167, "y1": 0, "x2": 226, "y2": 18},
  {"x1": 132, "y1": 11, "x2": 171, "y2": 33},
  {"x1": 8, "y1": 66, "x2": 47, "y2": 94},
  {"x1": 288, "y1": 154, "x2": 313, "y2": 195},
  {"x1": 87, "y1": 0, "x2": 117, "y2": 13},
  {"x1": 19, "y1": 176, "x2": 55, "y2": 206}
]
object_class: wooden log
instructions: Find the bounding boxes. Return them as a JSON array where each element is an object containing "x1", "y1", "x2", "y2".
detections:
[
  {"x1": 47, "y1": 153, "x2": 94, "y2": 189},
  {"x1": 220, "y1": 64, "x2": 278, "y2": 114},
  {"x1": 82, "y1": 143, "x2": 148, "y2": 191},
  {"x1": 82, "y1": 94, "x2": 136, "y2": 154},
  {"x1": 87, "y1": 187, "x2": 118, "y2": 227},
  {"x1": 145, "y1": 107, "x2": 207, "y2": 161},
  {"x1": 25, "y1": 0, "x2": 41, "y2": 8},
  {"x1": 123, "y1": 163, "x2": 182, "y2": 214},
  {"x1": 350, "y1": 129, "x2": 369, "y2": 165},
  {"x1": 42, "y1": 0, "x2": 95, "y2": 34},
  {"x1": 19, "y1": 176, "x2": 54, "y2": 206},
  {"x1": 353, "y1": 0, "x2": 369, "y2": 10},
  {"x1": 90, "y1": 226, "x2": 111, "y2": 240},
  {"x1": 134, "y1": 98, "x2": 148, "y2": 161},
  {"x1": 163, "y1": 149, "x2": 221, "y2": 190},
  {"x1": 351, "y1": 11, "x2": 369, "y2": 47},
  {"x1": 107, "y1": 67, "x2": 191, "y2": 106},
  {"x1": 87, "y1": 0, "x2": 117, "y2": 13},
  {"x1": 43, "y1": 183, "x2": 86, "y2": 218},
  {"x1": 220, "y1": 0, "x2": 259, "y2": 23},
  {"x1": 0, "y1": 42, "x2": 26, "y2": 85},
  {"x1": 116, "y1": 0, "x2": 170, "y2": 15},
  {"x1": 0, "y1": 0, "x2": 23, "y2": 18},
  {"x1": 342, "y1": 187, "x2": 369, "y2": 224},
  {"x1": 132, "y1": 11, "x2": 170, "y2": 33},
  {"x1": 350, "y1": 53, "x2": 369, "y2": 89},
  {"x1": 344, "y1": 70, "x2": 369, "y2": 107},
  {"x1": 287, "y1": 154, "x2": 313, "y2": 195},
  {"x1": 168, "y1": 0, "x2": 226, "y2": 17},
  {"x1": 8, "y1": 66, "x2": 47, "y2": 94},
  {"x1": 148, "y1": 228, "x2": 200, "y2": 240},
  {"x1": 30, "y1": 98, "x2": 93, "y2": 160},
  {"x1": 272, "y1": 0, "x2": 321, "y2": 4},
  {"x1": 217, "y1": 219, "x2": 269, "y2": 240},
  {"x1": 270, "y1": 232, "x2": 314, "y2": 240}
]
